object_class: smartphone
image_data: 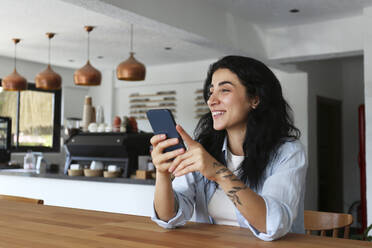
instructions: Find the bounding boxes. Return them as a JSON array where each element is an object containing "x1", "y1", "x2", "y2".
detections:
[{"x1": 146, "y1": 109, "x2": 186, "y2": 152}]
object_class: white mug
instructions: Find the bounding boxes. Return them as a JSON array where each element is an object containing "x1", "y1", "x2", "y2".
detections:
[{"x1": 90, "y1": 161, "x2": 103, "y2": 170}]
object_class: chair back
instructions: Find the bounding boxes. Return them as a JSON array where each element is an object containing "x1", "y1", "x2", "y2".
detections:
[
  {"x1": 304, "y1": 210, "x2": 353, "y2": 238},
  {"x1": 0, "y1": 194, "x2": 44, "y2": 205}
]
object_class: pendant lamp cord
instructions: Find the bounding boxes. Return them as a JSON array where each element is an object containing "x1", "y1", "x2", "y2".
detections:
[
  {"x1": 14, "y1": 43, "x2": 17, "y2": 69},
  {"x1": 130, "y1": 24, "x2": 133, "y2": 52},
  {"x1": 48, "y1": 37, "x2": 51, "y2": 65},
  {"x1": 87, "y1": 30, "x2": 90, "y2": 61}
]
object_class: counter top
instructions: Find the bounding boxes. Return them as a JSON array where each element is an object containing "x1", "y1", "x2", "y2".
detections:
[{"x1": 0, "y1": 168, "x2": 155, "y2": 185}]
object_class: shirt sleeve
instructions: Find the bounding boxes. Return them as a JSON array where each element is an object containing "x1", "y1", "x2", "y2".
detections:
[
  {"x1": 151, "y1": 172, "x2": 197, "y2": 228},
  {"x1": 245, "y1": 141, "x2": 307, "y2": 241}
]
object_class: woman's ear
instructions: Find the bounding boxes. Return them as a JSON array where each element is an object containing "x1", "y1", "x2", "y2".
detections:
[{"x1": 251, "y1": 96, "x2": 260, "y2": 109}]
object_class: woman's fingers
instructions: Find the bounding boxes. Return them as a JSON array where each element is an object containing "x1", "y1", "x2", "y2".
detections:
[
  {"x1": 150, "y1": 134, "x2": 166, "y2": 146},
  {"x1": 168, "y1": 151, "x2": 193, "y2": 173},
  {"x1": 160, "y1": 148, "x2": 185, "y2": 162},
  {"x1": 176, "y1": 125, "x2": 194, "y2": 147},
  {"x1": 172, "y1": 156, "x2": 195, "y2": 175},
  {"x1": 174, "y1": 164, "x2": 197, "y2": 177},
  {"x1": 153, "y1": 137, "x2": 180, "y2": 154}
]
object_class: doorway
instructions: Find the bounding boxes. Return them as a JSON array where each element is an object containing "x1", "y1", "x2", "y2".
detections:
[{"x1": 317, "y1": 96, "x2": 343, "y2": 213}]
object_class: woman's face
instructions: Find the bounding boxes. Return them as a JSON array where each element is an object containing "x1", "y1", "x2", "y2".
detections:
[{"x1": 207, "y1": 68, "x2": 258, "y2": 133}]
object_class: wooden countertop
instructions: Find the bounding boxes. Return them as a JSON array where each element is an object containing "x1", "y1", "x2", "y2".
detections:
[{"x1": 0, "y1": 200, "x2": 369, "y2": 248}]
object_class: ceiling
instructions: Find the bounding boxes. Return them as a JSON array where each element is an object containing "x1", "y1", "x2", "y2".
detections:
[
  {"x1": 209, "y1": 0, "x2": 372, "y2": 28},
  {"x1": 0, "y1": 0, "x2": 224, "y2": 70},
  {"x1": 0, "y1": 0, "x2": 371, "y2": 70}
]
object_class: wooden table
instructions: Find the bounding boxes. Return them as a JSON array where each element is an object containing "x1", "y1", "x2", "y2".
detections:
[{"x1": 0, "y1": 200, "x2": 369, "y2": 248}]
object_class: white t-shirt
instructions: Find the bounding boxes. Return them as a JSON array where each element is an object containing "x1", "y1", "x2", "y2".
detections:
[{"x1": 208, "y1": 148, "x2": 244, "y2": 226}]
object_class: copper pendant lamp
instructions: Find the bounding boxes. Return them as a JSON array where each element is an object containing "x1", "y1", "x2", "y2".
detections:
[
  {"x1": 2, "y1": 39, "x2": 27, "y2": 91},
  {"x1": 116, "y1": 24, "x2": 146, "y2": 81},
  {"x1": 74, "y1": 26, "x2": 101, "y2": 86},
  {"x1": 35, "y1": 33, "x2": 62, "y2": 90}
]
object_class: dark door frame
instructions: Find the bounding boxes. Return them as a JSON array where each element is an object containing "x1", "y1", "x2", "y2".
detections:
[{"x1": 317, "y1": 95, "x2": 343, "y2": 212}]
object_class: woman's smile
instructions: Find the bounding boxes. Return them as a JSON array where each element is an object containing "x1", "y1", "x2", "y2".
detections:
[{"x1": 211, "y1": 110, "x2": 226, "y2": 118}]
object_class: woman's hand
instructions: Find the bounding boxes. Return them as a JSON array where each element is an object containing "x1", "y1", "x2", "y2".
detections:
[
  {"x1": 150, "y1": 134, "x2": 185, "y2": 175},
  {"x1": 168, "y1": 125, "x2": 224, "y2": 181}
]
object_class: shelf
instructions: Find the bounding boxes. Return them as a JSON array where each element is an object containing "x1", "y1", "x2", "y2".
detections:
[
  {"x1": 130, "y1": 105, "x2": 176, "y2": 110},
  {"x1": 194, "y1": 89, "x2": 206, "y2": 119},
  {"x1": 129, "y1": 91, "x2": 177, "y2": 121},
  {"x1": 195, "y1": 103, "x2": 207, "y2": 107},
  {"x1": 130, "y1": 99, "x2": 176, "y2": 103},
  {"x1": 129, "y1": 92, "x2": 176, "y2": 98},
  {"x1": 130, "y1": 110, "x2": 176, "y2": 115}
]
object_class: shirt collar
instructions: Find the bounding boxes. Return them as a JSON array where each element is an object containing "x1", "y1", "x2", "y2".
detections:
[{"x1": 222, "y1": 136, "x2": 228, "y2": 159}]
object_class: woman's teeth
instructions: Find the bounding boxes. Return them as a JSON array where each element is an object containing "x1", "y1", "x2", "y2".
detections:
[{"x1": 212, "y1": 111, "x2": 225, "y2": 117}]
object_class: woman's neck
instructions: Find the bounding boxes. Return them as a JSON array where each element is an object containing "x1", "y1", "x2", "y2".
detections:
[{"x1": 226, "y1": 128, "x2": 246, "y2": 156}]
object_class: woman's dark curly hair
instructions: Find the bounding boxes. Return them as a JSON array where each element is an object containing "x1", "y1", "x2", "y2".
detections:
[{"x1": 194, "y1": 56, "x2": 300, "y2": 190}]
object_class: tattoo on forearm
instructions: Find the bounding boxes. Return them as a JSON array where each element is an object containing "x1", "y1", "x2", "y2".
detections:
[
  {"x1": 212, "y1": 162, "x2": 224, "y2": 168},
  {"x1": 213, "y1": 162, "x2": 231, "y2": 175},
  {"x1": 212, "y1": 161, "x2": 247, "y2": 206},
  {"x1": 222, "y1": 173, "x2": 234, "y2": 179},
  {"x1": 227, "y1": 185, "x2": 248, "y2": 207},
  {"x1": 216, "y1": 168, "x2": 229, "y2": 174}
]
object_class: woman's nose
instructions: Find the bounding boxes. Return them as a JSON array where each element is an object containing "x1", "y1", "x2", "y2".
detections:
[{"x1": 207, "y1": 92, "x2": 218, "y2": 106}]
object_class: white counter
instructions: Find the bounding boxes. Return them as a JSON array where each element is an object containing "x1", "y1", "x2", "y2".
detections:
[{"x1": 0, "y1": 174, "x2": 155, "y2": 216}]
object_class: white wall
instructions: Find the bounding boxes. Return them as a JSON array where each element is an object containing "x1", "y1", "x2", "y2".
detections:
[
  {"x1": 87, "y1": 70, "x2": 114, "y2": 125},
  {"x1": 341, "y1": 57, "x2": 364, "y2": 217},
  {"x1": 363, "y1": 6, "x2": 372, "y2": 232},
  {"x1": 273, "y1": 69, "x2": 308, "y2": 154},
  {"x1": 266, "y1": 16, "x2": 363, "y2": 61}
]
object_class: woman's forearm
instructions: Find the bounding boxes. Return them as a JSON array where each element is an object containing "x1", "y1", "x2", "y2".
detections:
[
  {"x1": 214, "y1": 163, "x2": 267, "y2": 233},
  {"x1": 154, "y1": 172, "x2": 177, "y2": 222}
]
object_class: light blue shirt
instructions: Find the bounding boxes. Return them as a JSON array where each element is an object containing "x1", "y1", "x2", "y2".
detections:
[{"x1": 152, "y1": 138, "x2": 307, "y2": 241}]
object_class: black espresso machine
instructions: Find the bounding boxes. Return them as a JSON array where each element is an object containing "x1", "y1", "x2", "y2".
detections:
[
  {"x1": 0, "y1": 117, "x2": 11, "y2": 167},
  {"x1": 64, "y1": 132, "x2": 153, "y2": 177}
]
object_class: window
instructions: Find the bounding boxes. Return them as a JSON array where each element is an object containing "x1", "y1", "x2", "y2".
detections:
[{"x1": 0, "y1": 82, "x2": 61, "y2": 152}]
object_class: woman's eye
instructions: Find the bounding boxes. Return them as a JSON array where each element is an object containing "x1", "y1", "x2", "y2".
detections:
[{"x1": 221, "y1": 88, "x2": 230, "y2": 92}]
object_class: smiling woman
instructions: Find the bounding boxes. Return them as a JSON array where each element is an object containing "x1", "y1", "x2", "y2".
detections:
[
  {"x1": 0, "y1": 82, "x2": 61, "y2": 152},
  {"x1": 150, "y1": 55, "x2": 307, "y2": 242}
]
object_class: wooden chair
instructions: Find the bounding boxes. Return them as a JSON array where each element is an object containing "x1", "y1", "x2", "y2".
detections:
[
  {"x1": 0, "y1": 194, "x2": 44, "y2": 205},
  {"x1": 304, "y1": 210, "x2": 353, "y2": 238}
]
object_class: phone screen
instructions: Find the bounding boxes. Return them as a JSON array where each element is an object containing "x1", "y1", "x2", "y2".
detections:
[{"x1": 146, "y1": 109, "x2": 186, "y2": 152}]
